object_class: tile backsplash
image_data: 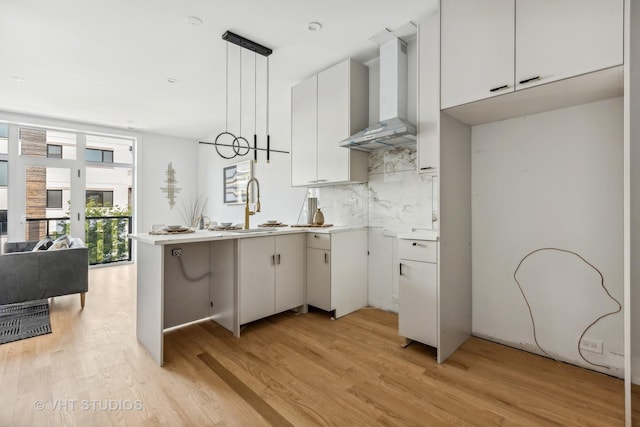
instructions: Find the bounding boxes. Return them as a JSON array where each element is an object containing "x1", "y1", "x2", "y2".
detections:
[{"x1": 318, "y1": 146, "x2": 435, "y2": 232}]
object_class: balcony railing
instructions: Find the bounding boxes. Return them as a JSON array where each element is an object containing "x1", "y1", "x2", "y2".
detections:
[{"x1": 25, "y1": 216, "x2": 132, "y2": 265}]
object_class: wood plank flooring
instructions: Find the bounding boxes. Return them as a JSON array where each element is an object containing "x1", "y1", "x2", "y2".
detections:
[{"x1": 0, "y1": 264, "x2": 629, "y2": 426}]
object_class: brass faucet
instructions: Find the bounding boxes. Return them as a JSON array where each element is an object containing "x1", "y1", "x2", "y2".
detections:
[{"x1": 244, "y1": 177, "x2": 261, "y2": 229}]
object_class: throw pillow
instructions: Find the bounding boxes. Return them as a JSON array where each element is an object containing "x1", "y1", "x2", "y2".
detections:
[
  {"x1": 48, "y1": 235, "x2": 70, "y2": 250},
  {"x1": 32, "y1": 237, "x2": 53, "y2": 251}
]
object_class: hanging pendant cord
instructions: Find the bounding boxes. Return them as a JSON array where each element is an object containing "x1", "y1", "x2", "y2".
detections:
[
  {"x1": 239, "y1": 47, "x2": 242, "y2": 137},
  {"x1": 266, "y1": 57, "x2": 270, "y2": 135},
  {"x1": 225, "y1": 43, "x2": 229, "y2": 132},
  {"x1": 254, "y1": 52, "x2": 257, "y2": 135}
]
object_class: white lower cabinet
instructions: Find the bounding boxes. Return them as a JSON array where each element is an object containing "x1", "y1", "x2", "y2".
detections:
[
  {"x1": 305, "y1": 229, "x2": 367, "y2": 318},
  {"x1": 398, "y1": 237, "x2": 438, "y2": 348},
  {"x1": 239, "y1": 234, "x2": 304, "y2": 325}
]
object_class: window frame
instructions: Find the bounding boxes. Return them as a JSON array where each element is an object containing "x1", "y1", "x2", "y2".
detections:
[
  {"x1": 46, "y1": 144, "x2": 63, "y2": 159},
  {"x1": 86, "y1": 148, "x2": 114, "y2": 163},
  {"x1": 46, "y1": 189, "x2": 63, "y2": 209}
]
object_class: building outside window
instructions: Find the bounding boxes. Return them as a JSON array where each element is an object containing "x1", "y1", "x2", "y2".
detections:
[
  {"x1": 86, "y1": 190, "x2": 113, "y2": 207},
  {"x1": 46, "y1": 189, "x2": 63, "y2": 209},
  {"x1": 46, "y1": 144, "x2": 62, "y2": 158},
  {"x1": 86, "y1": 148, "x2": 113, "y2": 163}
]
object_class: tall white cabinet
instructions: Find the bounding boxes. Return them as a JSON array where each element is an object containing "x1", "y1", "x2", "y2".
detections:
[
  {"x1": 430, "y1": 0, "x2": 636, "y2": 423},
  {"x1": 291, "y1": 58, "x2": 369, "y2": 187}
]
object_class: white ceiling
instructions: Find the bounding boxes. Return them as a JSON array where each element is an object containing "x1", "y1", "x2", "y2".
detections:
[{"x1": 0, "y1": 0, "x2": 436, "y2": 140}]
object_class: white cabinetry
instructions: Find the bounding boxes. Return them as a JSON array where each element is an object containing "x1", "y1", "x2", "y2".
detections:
[
  {"x1": 305, "y1": 229, "x2": 367, "y2": 318},
  {"x1": 239, "y1": 234, "x2": 304, "y2": 325},
  {"x1": 440, "y1": 0, "x2": 515, "y2": 109},
  {"x1": 417, "y1": 10, "x2": 441, "y2": 173},
  {"x1": 291, "y1": 77, "x2": 318, "y2": 185},
  {"x1": 440, "y1": 0, "x2": 623, "y2": 109},
  {"x1": 291, "y1": 58, "x2": 369, "y2": 187},
  {"x1": 515, "y1": 0, "x2": 623, "y2": 91},
  {"x1": 398, "y1": 237, "x2": 438, "y2": 348}
]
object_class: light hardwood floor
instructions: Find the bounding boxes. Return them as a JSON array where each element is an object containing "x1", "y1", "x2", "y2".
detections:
[{"x1": 0, "y1": 264, "x2": 630, "y2": 426}]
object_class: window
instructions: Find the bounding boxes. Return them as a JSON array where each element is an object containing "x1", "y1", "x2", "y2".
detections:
[
  {"x1": 46, "y1": 190, "x2": 63, "y2": 209},
  {"x1": 47, "y1": 144, "x2": 62, "y2": 158},
  {"x1": 86, "y1": 148, "x2": 113, "y2": 163},
  {"x1": 86, "y1": 190, "x2": 113, "y2": 207},
  {"x1": 0, "y1": 124, "x2": 7, "y2": 154},
  {"x1": 0, "y1": 161, "x2": 7, "y2": 186}
]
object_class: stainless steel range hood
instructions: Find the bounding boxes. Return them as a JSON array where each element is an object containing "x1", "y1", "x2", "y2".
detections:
[{"x1": 341, "y1": 38, "x2": 416, "y2": 151}]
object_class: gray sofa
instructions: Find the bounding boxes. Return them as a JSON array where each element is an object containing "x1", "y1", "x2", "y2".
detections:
[{"x1": 1, "y1": 239, "x2": 89, "y2": 307}]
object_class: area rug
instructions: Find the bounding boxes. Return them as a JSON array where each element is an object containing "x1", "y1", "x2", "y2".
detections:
[{"x1": 0, "y1": 299, "x2": 51, "y2": 345}]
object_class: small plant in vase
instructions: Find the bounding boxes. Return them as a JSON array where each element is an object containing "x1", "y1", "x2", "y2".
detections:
[{"x1": 179, "y1": 195, "x2": 208, "y2": 230}]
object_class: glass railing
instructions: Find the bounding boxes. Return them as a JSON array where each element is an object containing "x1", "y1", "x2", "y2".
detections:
[{"x1": 24, "y1": 216, "x2": 132, "y2": 265}]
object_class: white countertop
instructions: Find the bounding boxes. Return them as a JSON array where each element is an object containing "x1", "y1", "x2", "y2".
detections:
[
  {"x1": 397, "y1": 230, "x2": 439, "y2": 241},
  {"x1": 130, "y1": 225, "x2": 366, "y2": 246}
]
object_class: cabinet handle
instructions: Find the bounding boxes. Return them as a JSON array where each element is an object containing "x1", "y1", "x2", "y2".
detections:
[
  {"x1": 518, "y1": 76, "x2": 541, "y2": 85},
  {"x1": 412, "y1": 242, "x2": 425, "y2": 247},
  {"x1": 399, "y1": 263, "x2": 404, "y2": 276},
  {"x1": 324, "y1": 252, "x2": 328, "y2": 264},
  {"x1": 314, "y1": 234, "x2": 319, "y2": 239},
  {"x1": 308, "y1": 180, "x2": 318, "y2": 184},
  {"x1": 420, "y1": 166, "x2": 433, "y2": 170},
  {"x1": 276, "y1": 254, "x2": 281, "y2": 265},
  {"x1": 489, "y1": 84, "x2": 509, "y2": 92},
  {"x1": 316, "y1": 179, "x2": 328, "y2": 183},
  {"x1": 271, "y1": 254, "x2": 275, "y2": 265}
]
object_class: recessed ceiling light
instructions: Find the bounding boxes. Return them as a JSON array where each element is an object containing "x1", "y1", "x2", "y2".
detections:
[
  {"x1": 11, "y1": 76, "x2": 25, "y2": 83},
  {"x1": 186, "y1": 16, "x2": 203, "y2": 26},
  {"x1": 167, "y1": 77, "x2": 177, "y2": 84},
  {"x1": 308, "y1": 22, "x2": 323, "y2": 32}
]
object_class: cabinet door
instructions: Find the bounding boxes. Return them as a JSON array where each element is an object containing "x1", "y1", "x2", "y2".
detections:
[
  {"x1": 417, "y1": 10, "x2": 440, "y2": 173},
  {"x1": 440, "y1": 0, "x2": 515, "y2": 109},
  {"x1": 516, "y1": 0, "x2": 623, "y2": 90},
  {"x1": 274, "y1": 234, "x2": 305, "y2": 313},
  {"x1": 239, "y1": 237, "x2": 275, "y2": 324},
  {"x1": 306, "y1": 248, "x2": 331, "y2": 311},
  {"x1": 291, "y1": 75, "x2": 318, "y2": 186},
  {"x1": 317, "y1": 60, "x2": 350, "y2": 183},
  {"x1": 399, "y1": 260, "x2": 437, "y2": 347}
]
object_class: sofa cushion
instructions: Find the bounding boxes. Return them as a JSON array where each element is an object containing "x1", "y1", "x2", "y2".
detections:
[
  {"x1": 32, "y1": 237, "x2": 53, "y2": 251},
  {"x1": 48, "y1": 235, "x2": 70, "y2": 250}
]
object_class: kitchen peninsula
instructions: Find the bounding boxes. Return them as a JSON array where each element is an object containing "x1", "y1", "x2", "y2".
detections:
[{"x1": 131, "y1": 226, "x2": 367, "y2": 365}]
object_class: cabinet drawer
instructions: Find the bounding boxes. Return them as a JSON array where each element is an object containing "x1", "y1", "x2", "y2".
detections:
[
  {"x1": 398, "y1": 239, "x2": 437, "y2": 263},
  {"x1": 307, "y1": 233, "x2": 331, "y2": 250}
]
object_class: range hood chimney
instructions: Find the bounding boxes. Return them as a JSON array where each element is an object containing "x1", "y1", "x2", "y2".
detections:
[{"x1": 340, "y1": 38, "x2": 416, "y2": 151}]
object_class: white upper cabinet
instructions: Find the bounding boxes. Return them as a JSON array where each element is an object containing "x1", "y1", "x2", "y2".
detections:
[
  {"x1": 291, "y1": 58, "x2": 368, "y2": 187},
  {"x1": 515, "y1": 0, "x2": 623, "y2": 90},
  {"x1": 441, "y1": 0, "x2": 623, "y2": 110},
  {"x1": 317, "y1": 60, "x2": 351, "y2": 184},
  {"x1": 440, "y1": 0, "x2": 515, "y2": 109},
  {"x1": 291, "y1": 75, "x2": 318, "y2": 186}
]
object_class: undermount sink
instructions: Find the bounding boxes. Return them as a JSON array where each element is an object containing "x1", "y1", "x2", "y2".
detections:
[{"x1": 231, "y1": 228, "x2": 277, "y2": 233}]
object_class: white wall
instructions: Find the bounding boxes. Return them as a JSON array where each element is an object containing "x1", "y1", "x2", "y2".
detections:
[
  {"x1": 472, "y1": 97, "x2": 624, "y2": 377},
  {"x1": 137, "y1": 132, "x2": 199, "y2": 232}
]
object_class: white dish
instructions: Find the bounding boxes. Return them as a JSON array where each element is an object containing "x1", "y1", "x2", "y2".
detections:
[
  {"x1": 219, "y1": 222, "x2": 233, "y2": 227},
  {"x1": 166, "y1": 225, "x2": 184, "y2": 230},
  {"x1": 265, "y1": 220, "x2": 279, "y2": 224}
]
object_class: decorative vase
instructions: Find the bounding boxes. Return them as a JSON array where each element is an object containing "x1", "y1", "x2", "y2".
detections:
[{"x1": 312, "y1": 208, "x2": 325, "y2": 226}]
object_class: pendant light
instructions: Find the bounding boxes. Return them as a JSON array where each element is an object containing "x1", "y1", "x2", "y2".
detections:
[
  {"x1": 206, "y1": 31, "x2": 288, "y2": 161},
  {"x1": 214, "y1": 42, "x2": 237, "y2": 159},
  {"x1": 232, "y1": 47, "x2": 250, "y2": 156}
]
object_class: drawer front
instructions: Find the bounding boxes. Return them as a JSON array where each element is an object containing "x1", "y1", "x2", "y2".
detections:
[
  {"x1": 398, "y1": 239, "x2": 437, "y2": 263},
  {"x1": 306, "y1": 232, "x2": 331, "y2": 250}
]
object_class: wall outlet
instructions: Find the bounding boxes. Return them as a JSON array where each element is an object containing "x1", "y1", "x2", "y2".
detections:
[
  {"x1": 391, "y1": 295, "x2": 399, "y2": 303},
  {"x1": 171, "y1": 248, "x2": 182, "y2": 257},
  {"x1": 580, "y1": 338, "x2": 603, "y2": 354}
]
